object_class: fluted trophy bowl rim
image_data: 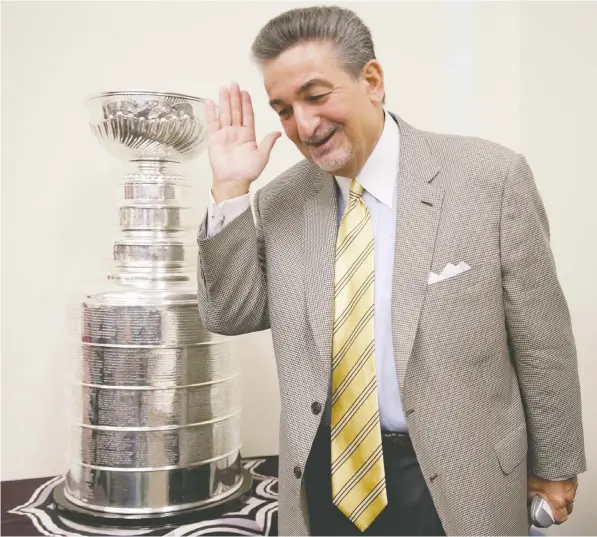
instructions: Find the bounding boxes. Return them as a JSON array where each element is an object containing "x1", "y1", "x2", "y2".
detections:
[
  {"x1": 86, "y1": 90, "x2": 209, "y2": 163},
  {"x1": 86, "y1": 89, "x2": 208, "y2": 104}
]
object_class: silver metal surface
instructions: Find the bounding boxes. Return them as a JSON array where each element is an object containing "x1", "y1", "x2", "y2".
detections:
[
  {"x1": 530, "y1": 494, "x2": 555, "y2": 528},
  {"x1": 71, "y1": 380, "x2": 241, "y2": 428},
  {"x1": 86, "y1": 91, "x2": 208, "y2": 162},
  {"x1": 64, "y1": 91, "x2": 245, "y2": 516},
  {"x1": 65, "y1": 452, "x2": 244, "y2": 514}
]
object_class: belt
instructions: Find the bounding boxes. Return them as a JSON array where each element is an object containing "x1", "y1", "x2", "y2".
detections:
[
  {"x1": 320, "y1": 423, "x2": 410, "y2": 442},
  {"x1": 381, "y1": 430, "x2": 409, "y2": 438},
  {"x1": 381, "y1": 430, "x2": 412, "y2": 448}
]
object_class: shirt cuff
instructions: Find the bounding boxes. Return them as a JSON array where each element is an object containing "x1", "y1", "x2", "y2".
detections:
[{"x1": 206, "y1": 191, "x2": 251, "y2": 238}]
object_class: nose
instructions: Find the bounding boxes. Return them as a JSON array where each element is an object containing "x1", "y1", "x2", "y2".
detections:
[{"x1": 294, "y1": 106, "x2": 321, "y2": 141}]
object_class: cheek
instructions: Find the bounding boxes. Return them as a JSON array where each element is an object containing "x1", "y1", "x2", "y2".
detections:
[
  {"x1": 322, "y1": 102, "x2": 349, "y2": 126},
  {"x1": 326, "y1": 89, "x2": 359, "y2": 115},
  {"x1": 280, "y1": 119, "x2": 297, "y2": 138},
  {"x1": 329, "y1": 105, "x2": 360, "y2": 141},
  {"x1": 335, "y1": 123, "x2": 360, "y2": 153}
]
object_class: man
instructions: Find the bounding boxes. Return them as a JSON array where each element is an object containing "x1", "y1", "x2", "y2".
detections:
[{"x1": 196, "y1": 5, "x2": 585, "y2": 536}]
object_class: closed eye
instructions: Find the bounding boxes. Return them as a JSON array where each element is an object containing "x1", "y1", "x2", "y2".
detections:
[
  {"x1": 278, "y1": 107, "x2": 292, "y2": 119},
  {"x1": 277, "y1": 93, "x2": 330, "y2": 118}
]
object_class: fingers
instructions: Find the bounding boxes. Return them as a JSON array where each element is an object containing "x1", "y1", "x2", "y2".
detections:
[
  {"x1": 242, "y1": 90, "x2": 255, "y2": 132},
  {"x1": 554, "y1": 503, "x2": 569, "y2": 524},
  {"x1": 552, "y1": 493, "x2": 575, "y2": 524},
  {"x1": 214, "y1": 83, "x2": 253, "y2": 130},
  {"x1": 218, "y1": 86, "x2": 231, "y2": 128},
  {"x1": 259, "y1": 131, "x2": 282, "y2": 160},
  {"x1": 205, "y1": 98, "x2": 218, "y2": 135},
  {"x1": 230, "y1": 83, "x2": 242, "y2": 126}
]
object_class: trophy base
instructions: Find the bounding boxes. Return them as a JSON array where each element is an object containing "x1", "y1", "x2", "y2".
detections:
[{"x1": 52, "y1": 468, "x2": 253, "y2": 529}]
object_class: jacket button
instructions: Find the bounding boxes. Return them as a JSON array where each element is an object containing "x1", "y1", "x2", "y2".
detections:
[
  {"x1": 294, "y1": 466, "x2": 302, "y2": 479},
  {"x1": 311, "y1": 402, "x2": 322, "y2": 415},
  {"x1": 429, "y1": 473, "x2": 438, "y2": 483}
]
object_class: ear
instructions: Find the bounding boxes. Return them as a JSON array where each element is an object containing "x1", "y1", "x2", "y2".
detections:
[{"x1": 362, "y1": 59, "x2": 385, "y2": 105}]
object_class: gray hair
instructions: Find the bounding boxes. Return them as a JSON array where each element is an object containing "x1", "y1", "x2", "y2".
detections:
[{"x1": 251, "y1": 5, "x2": 377, "y2": 79}]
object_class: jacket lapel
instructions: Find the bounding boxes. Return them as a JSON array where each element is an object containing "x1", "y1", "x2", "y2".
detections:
[
  {"x1": 302, "y1": 164, "x2": 338, "y2": 379},
  {"x1": 391, "y1": 115, "x2": 443, "y2": 394}
]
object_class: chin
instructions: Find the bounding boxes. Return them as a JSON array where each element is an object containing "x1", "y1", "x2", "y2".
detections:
[{"x1": 314, "y1": 151, "x2": 353, "y2": 174}]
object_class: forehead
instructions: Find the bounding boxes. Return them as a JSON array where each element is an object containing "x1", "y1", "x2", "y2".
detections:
[{"x1": 262, "y1": 41, "x2": 347, "y2": 100}]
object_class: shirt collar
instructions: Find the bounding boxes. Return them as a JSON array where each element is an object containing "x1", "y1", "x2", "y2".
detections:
[{"x1": 335, "y1": 109, "x2": 400, "y2": 209}]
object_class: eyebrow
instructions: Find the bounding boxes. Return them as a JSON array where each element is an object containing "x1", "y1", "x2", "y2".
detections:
[{"x1": 269, "y1": 78, "x2": 333, "y2": 108}]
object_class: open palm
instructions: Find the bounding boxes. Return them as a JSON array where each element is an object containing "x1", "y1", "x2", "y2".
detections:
[{"x1": 206, "y1": 84, "x2": 281, "y2": 188}]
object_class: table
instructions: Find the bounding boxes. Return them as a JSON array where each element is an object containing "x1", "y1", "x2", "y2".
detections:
[
  {"x1": 1, "y1": 457, "x2": 546, "y2": 536},
  {"x1": 1, "y1": 456, "x2": 279, "y2": 536}
]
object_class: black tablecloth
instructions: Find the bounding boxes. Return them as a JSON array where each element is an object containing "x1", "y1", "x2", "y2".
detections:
[{"x1": 2, "y1": 456, "x2": 279, "y2": 536}]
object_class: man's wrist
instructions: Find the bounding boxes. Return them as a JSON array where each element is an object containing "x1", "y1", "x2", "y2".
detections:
[{"x1": 211, "y1": 181, "x2": 251, "y2": 204}]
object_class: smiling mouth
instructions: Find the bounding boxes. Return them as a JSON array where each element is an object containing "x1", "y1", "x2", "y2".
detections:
[{"x1": 309, "y1": 129, "x2": 336, "y2": 148}]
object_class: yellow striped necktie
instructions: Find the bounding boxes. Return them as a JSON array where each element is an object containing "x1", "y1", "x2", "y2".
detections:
[{"x1": 331, "y1": 179, "x2": 387, "y2": 531}]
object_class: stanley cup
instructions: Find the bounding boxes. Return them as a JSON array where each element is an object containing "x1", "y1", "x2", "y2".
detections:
[{"x1": 60, "y1": 91, "x2": 247, "y2": 518}]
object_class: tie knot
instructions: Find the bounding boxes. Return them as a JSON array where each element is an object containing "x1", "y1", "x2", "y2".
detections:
[{"x1": 349, "y1": 180, "x2": 365, "y2": 199}]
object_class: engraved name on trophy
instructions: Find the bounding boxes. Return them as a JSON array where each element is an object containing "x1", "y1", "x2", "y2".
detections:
[{"x1": 53, "y1": 91, "x2": 251, "y2": 522}]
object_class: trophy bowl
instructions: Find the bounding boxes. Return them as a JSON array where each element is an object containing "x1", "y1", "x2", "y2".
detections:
[
  {"x1": 55, "y1": 90, "x2": 249, "y2": 523},
  {"x1": 86, "y1": 91, "x2": 209, "y2": 163}
]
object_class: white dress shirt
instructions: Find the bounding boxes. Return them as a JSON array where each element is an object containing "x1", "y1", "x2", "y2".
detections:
[{"x1": 206, "y1": 109, "x2": 408, "y2": 432}]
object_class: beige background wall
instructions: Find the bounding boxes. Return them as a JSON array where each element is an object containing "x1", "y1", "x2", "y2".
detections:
[
  {"x1": 517, "y1": 3, "x2": 597, "y2": 535},
  {"x1": 2, "y1": 1, "x2": 595, "y2": 534}
]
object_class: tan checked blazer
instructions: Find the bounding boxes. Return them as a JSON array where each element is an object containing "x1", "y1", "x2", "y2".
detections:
[{"x1": 196, "y1": 114, "x2": 586, "y2": 535}]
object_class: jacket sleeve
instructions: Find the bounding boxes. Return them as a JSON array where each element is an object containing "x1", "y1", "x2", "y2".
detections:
[
  {"x1": 196, "y1": 188, "x2": 270, "y2": 336},
  {"x1": 500, "y1": 153, "x2": 586, "y2": 480}
]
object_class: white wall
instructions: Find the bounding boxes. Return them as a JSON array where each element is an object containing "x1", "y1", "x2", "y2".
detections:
[
  {"x1": 1, "y1": 1, "x2": 595, "y2": 533},
  {"x1": 519, "y1": 3, "x2": 597, "y2": 535}
]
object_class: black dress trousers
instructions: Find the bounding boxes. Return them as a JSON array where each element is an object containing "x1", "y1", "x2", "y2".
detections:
[{"x1": 303, "y1": 422, "x2": 446, "y2": 536}]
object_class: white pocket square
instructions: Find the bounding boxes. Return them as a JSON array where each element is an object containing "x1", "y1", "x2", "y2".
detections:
[{"x1": 428, "y1": 262, "x2": 471, "y2": 285}]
